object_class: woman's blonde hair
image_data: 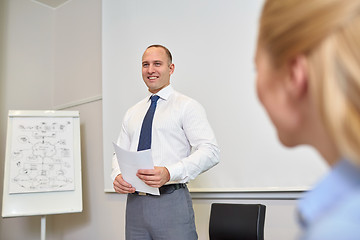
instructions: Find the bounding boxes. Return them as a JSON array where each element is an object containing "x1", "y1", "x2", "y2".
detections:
[{"x1": 258, "y1": 0, "x2": 360, "y2": 164}]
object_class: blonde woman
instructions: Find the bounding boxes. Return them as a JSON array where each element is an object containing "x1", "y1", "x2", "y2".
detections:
[{"x1": 255, "y1": 0, "x2": 360, "y2": 239}]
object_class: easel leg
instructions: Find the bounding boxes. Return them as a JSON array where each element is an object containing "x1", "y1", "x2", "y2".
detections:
[{"x1": 41, "y1": 216, "x2": 46, "y2": 240}]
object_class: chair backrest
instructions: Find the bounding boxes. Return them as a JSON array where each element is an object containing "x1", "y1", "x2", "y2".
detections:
[{"x1": 209, "y1": 203, "x2": 266, "y2": 240}]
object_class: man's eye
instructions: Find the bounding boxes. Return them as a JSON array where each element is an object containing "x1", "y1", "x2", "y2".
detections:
[
  {"x1": 155, "y1": 63, "x2": 161, "y2": 66},
  {"x1": 143, "y1": 63, "x2": 149, "y2": 67}
]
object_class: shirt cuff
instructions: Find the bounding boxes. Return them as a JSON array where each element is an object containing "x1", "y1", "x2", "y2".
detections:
[
  {"x1": 111, "y1": 168, "x2": 121, "y2": 181},
  {"x1": 166, "y1": 162, "x2": 187, "y2": 182}
]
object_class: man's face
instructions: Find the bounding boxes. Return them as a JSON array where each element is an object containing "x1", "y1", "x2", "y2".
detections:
[{"x1": 142, "y1": 47, "x2": 174, "y2": 94}]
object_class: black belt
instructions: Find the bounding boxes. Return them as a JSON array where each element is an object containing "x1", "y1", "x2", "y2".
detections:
[{"x1": 133, "y1": 183, "x2": 186, "y2": 196}]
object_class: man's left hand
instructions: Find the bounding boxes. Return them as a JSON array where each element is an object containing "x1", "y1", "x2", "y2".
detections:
[{"x1": 136, "y1": 166, "x2": 170, "y2": 188}]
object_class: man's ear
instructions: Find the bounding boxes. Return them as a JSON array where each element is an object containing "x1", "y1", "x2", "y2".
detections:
[
  {"x1": 286, "y1": 55, "x2": 308, "y2": 99},
  {"x1": 169, "y1": 63, "x2": 175, "y2": 75}
]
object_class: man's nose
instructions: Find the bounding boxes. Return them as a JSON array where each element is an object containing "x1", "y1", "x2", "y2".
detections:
[{"x1": 148, "y1": 64, "x2": 155, "y2": 73}]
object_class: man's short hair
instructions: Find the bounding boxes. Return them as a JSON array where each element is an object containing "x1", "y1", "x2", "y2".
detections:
[{"x1": 146, "y1": 44, "x2": 173, "y2": 65}]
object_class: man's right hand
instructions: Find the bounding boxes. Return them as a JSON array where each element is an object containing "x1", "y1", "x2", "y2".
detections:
[{"x1": 113, "y1": 174, "x2": 136, "y2": 194}]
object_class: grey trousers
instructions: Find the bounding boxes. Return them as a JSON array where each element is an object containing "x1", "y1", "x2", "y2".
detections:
[{"x1": 125, "y1": 186, "x2": 198, "y2": 240}]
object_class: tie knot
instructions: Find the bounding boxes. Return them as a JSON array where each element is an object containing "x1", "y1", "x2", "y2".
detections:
[{"x1": 151, "y1": 95, "x2": 160, "y2": 103}]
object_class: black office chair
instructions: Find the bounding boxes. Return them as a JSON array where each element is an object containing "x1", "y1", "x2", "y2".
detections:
[{"x1": 209, "y1": 203, "x2": 266, "y2": 240}]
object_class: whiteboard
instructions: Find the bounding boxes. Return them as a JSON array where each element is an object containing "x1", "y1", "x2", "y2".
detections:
[
  {"x1": 2, "y1": 110, "x2": 82, "y2": 217},
  {"x1": 102, "y1": 0, "x2": 329, "y2": 192}
]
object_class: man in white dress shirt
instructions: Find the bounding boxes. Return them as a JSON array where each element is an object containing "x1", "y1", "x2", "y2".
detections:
[{"x1": 112, "y1": 45, "x2": 220, "y2": 240}]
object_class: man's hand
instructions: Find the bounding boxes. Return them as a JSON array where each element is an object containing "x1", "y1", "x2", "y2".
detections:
[
  {"x1": 137, "y1": 166, "x2": 170, "y2": 188},
  {"x1": 113, "y1": 174, "x2": 136, "y2": 194}
]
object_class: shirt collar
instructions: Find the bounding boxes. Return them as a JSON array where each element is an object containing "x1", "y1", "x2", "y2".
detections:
[
  {"x1": 147, "y1": 85, "x2": 174, "y2": 102},
  {"x1": 298, "y1": 159, "x2": 360, "y2": 228}
]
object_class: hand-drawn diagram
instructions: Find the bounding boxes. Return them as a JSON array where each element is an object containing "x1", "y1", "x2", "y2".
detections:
[{"x1": 9, "y1": 117, "x2": 75, "y2": 194}]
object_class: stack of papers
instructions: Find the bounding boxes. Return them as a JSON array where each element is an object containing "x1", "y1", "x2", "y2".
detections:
[{"x1": 112, "y1": 143, "x2": 160, "y2": 195}]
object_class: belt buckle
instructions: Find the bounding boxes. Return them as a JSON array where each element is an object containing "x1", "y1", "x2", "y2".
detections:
[{"x1": 138, "y1": 192, "x2": 147, "y2": 196}]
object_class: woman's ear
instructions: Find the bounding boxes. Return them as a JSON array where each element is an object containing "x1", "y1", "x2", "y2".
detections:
[{"x1": 286, "y1": 55, "x2": 309, "y2": 100}]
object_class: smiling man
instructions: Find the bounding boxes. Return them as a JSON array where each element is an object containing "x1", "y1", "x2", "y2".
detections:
[{"x1": 111, "y1": 45, "x2": 220, "y2": 240}]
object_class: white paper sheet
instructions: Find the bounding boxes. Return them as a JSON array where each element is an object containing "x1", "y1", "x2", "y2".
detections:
[{"x1": 112, "y1": 142, "x2": 160, "y2": 195}]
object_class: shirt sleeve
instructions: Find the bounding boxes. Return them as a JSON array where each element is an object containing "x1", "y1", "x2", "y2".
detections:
[
  {"x1": 166, "y1": 99, "x2": 220, "y2": 182},
  {"x1": 110, "y1": 113, "x2": 131, "y2": 181}
]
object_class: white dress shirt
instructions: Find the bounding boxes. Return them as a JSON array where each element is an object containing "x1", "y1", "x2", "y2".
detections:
[{"x1": 111, "y1": 85, "x2": 220, "y2": 183}]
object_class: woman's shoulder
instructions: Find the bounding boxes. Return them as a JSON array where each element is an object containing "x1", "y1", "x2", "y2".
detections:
[{"x1": 305, "y1": 189, "x2": 360, "y2": 240}]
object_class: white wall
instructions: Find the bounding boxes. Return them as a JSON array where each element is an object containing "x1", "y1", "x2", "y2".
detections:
[
  {"x1": 0, "y1": 0, "x2": 54, "y2": 239},
  {"x1": 52, "y1": 0, "x2": 101, "y2": 107},
  {"x1": 0, "y1": 0, "x2": 302, "y2": 239}
]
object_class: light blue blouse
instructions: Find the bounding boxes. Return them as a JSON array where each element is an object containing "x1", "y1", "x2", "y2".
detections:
[{"x1": 298, "y1": 159, "x2": 360, "y2": 240}]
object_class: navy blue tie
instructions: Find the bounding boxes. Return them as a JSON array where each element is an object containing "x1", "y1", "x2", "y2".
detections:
[{"x1": 137, "y1": 95, "x2": 160, "y2": 151}]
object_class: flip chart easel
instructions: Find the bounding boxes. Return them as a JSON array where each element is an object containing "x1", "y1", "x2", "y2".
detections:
[{"x1": 1, "y1": 110, "x2": 83, "y2": 240}]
